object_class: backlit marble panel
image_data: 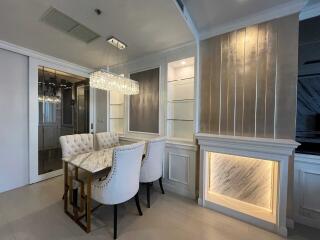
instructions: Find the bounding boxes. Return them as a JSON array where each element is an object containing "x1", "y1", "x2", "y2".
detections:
[{"x1": 208, "y1": 153, "x2": 274, "y2": 209}]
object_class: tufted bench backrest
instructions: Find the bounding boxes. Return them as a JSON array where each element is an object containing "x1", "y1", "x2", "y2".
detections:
[
  {"x1": 59, "y1": 134, "x2": 94, "y2": 159},
  {"x1": 95, "y1": 132, "x2": 120, "y2": 150}
]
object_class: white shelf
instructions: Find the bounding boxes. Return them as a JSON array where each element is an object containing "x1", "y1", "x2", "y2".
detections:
[
  {"x1": 167, "y1": 119, "x2": 194, "y2": 121},
  {"x1": 167, "y1": 119, "x2": 194, "y2": 140},
  {"x1": 168, "y1": 99, "x2": 195, "y2": 103},
  {"x1": 109, "y1": 91, "x2": 124, "y2": 134},
  {"x1": 167, "y1": 57, "x2": 195, "y2": 141},
  {"x1": 168, "y1": 76, "x2": 194, "y2": 83}
]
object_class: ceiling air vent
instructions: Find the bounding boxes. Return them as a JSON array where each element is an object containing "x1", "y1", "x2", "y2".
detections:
[{"x1": 41, "y1": 7, "x2": 100, "y2": 43}]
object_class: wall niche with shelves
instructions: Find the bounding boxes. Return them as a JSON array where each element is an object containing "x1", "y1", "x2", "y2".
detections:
[
  {"x1": 167, "y1": 57, "x2": 195, "y2": 142},
  {"x1": 109, "y1": 91, "x2": 124, "y2": 134}
]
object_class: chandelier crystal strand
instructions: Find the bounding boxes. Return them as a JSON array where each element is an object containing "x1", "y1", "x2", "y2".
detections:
[{"x1": 89, "y1": 70, "x2": 139, "y2": 95}]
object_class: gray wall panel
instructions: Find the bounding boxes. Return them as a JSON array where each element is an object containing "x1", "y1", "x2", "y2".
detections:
[
  {"x1": 235, "y1": 29, "x2": 246, "y2": 136},
  {"x1": 256, "y1": 24, "x2": 268, "y2": 137},
  {"x1": 275, "y1": 14, "x2": 299, "y2": 139},
  {"x1": 227, "y1": 32, "x2": 237, "y2": 136},
  {"x1": 220, "y1": 34, "x2": 229, "y2": 135},
  {"x1": 129, "y1": 68, "x2": 159, "y2": 133},
  {"x1": 243, "y1": 25, "x2": 258, "y2": 137},
  {"x1": 199, "y1": 14, "x2": 299, "y2": 140},
  {"x1": 200, "y1": 39, "x2": 211, "y2": 133},
  {"x1": 209, "y1": 36, "x2": 221, "y2": 134},
  {"x1": 264, "y1": 22, "x2": 277, "y2": 138}
]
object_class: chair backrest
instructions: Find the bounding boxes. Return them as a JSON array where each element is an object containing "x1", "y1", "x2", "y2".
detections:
[
  {"x1": 95, "y1": 132, "x2": 120, "y2": 150},
  {"x1": 59, "y1": 134, "x2": 94, "y2": 159},
  {"x1": 140, "y1": 137, "x2": 166, "y2": 183},
  {"x1": 92, "y1": 141, "x2": 145, "y2": 205}
]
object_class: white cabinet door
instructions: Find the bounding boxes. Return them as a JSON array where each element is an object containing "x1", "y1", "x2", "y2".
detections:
[
  {"x1": 294, "y1": 154, "x2": 320, "y2": 229},
  {"x1": 163, "y1": 142, "x2": 197, "y2": 199}
]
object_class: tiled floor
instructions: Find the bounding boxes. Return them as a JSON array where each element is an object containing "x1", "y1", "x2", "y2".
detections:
[{"x1": 0, "y1": 177, "x2": 319, "y2": 240}]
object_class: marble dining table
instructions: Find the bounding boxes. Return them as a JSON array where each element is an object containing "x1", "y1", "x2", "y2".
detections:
[
  {"x1": 64, "y1": 147, "x2": 115, "y2": 173},
  {"x1": 62, "y1": 147, "x2": 116, "y2": 233}
]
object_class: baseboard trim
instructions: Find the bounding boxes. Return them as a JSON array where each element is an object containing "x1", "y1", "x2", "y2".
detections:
[
  {"x1": 161, "y1": 180, "x2": 195, "y2": 199},
  {"x1": 286, "y1": 218, "x2": 295, "y2": 229}
]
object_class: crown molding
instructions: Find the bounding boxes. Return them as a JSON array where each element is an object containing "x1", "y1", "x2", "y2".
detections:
[
  {"x1": 299, "y1": 2, "x2": 320, "y2": 20},
  {"x1": 110, "y1": 40, "x2": 195, "y2": 69},
  {"x1": 195, "y1": 133, "x2": 300, "y2": 159},
  {"x1": 200, "y1": 0, "x2": 307, "y2": 40},
  {"x1": 172, "y1": 0, "x2": 199, "y2": 42},
  {"x1": 0, "y1": 40, "x2": 92, "y2": 73}
]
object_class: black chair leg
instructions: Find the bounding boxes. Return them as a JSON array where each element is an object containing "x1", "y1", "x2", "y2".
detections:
[
  {"x1": 72, "y1": 188, "x2": 78, "y2": 207},
  {"x1": 146, "y1": 183, "x2": 150, "y2": 208},
  {"x1": 159, "y1": 177, "x2": 165, "y2": 194},
  {"x1": 134, "y1": 193, "x2": 143, "y2": 216},
  {"x1": 114, "y1": 205, "x2": 117, "y2": 239}
]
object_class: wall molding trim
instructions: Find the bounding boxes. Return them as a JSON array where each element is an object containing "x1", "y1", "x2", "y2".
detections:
[
  {"x1": 299, "y1": 2, "x2": 320, "y2": 20},
  {"x1": 162, "y1": 179, "x2": 195, "y2": 199},
  {"x1": 196, "y1": 133, "x2": 300, "y2": 161},
  {"x1": 295, "y1": 153, "x2": 320, "y2": 165},
  {"x1": 287, "y1": 218, "x2": 295, "y2": 229},
  {"x1": 0, "y1": 40, "x2": 92, "y2": 73},
  {"x1": 200, "y1": 0, "x2": 307, "y2": 40},
  {"x1": 294, "y1": 158, "x2": 320, "y2": 230},
  {"x1": 166, "y1": 140, "x2": 197, "y2": 151},
  {"x1": 168, "y1": 152, "x2": 190, "y2": 184},
  {"x1": 110, "y1": 41, "x2": 195, "y2": 70}
]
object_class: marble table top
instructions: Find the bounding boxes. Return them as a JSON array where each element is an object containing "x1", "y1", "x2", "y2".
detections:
[{"x1": 63, "y1": 148, "x2": 114, "y2": 173}]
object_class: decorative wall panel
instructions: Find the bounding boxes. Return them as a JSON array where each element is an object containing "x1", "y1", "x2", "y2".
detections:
[
  {"x1": 208, "y1": 152, "x2": 274, "y2": 209},
  {"x1": 200, "y1": 14, "x2": 299, "y2": 139},
  {"x1": 129, "y1": 68, "x2": 159, "y2": 133}
]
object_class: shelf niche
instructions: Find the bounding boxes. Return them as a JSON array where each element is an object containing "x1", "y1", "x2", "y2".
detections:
[
  {"x1": 109, "y1": 91, "x2": 124, "y2": 134},
  {"x1": 167, "y1": 57, "x2": 195, "y2": 141}
]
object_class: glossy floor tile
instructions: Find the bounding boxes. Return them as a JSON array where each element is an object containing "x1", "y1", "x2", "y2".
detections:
[{"x1": 0, "y1": 176, "x2": 319, "y2": 240}]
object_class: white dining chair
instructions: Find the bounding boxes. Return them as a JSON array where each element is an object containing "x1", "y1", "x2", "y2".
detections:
[
  {"x1": 91, "y1": 141, "x2": 145, "y2": 239},
  {"x1": 139, "y1": 137, "x2": 166, "y2": 208},
  {"x1": 60, "y1": 134, "x2": 94, "y2": 159},
  {"x1": 95, "y1": 132, "x2": 120, "y2": 150},
  {"x1": 59, "y1": 133, "x2": 94, "y2": 202}
]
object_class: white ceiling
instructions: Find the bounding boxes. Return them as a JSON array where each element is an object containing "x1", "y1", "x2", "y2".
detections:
[
  {"x1": 0, "y1": 0, "x2": 193, "y2": 68},
  {"x1": 1, "y1": 0, "x2": 318, "y2": 69},
  {"x1": 183, "y1": 0, "x2": 306, "y2": 37}
]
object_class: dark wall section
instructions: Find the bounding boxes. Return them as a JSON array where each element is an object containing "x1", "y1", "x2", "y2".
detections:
[
  {"x1": 296, "y1": 16, "x2": 320, "y2": 155},
  {"x1": 129, "y1": 68, "x2": 160, "y2": 133}
]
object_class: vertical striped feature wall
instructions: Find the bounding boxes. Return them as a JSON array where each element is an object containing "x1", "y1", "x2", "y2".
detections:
[{"x1": 200, "y1": 14, "x2": 299, "y2": 139}]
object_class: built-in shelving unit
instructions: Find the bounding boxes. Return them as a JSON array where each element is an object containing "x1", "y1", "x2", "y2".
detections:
[
  {"x1": 167, "y1": 57, "x2": 195, "y2": 141},
  {"x1": 109, "y1": 91, "x2": 124, "y2": 134}
]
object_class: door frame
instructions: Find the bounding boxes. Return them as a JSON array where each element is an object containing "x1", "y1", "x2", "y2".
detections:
[{"x1": 29, "y1": 57, "x2": 94, "y2": 183}]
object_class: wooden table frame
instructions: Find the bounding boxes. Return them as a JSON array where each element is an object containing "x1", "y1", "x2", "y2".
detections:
[{"x1": 64, "y1": 161, "x2": 92, "y2": 233}]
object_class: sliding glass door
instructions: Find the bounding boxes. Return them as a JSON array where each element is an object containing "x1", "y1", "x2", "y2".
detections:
[{"x1": 30, "y1": 63, "x2": 92, "y2": 183}]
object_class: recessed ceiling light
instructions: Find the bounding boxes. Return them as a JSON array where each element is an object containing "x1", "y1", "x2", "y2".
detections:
[
  {"x1": 106, "y1": 36, "x2": 127, "y2": 50},
  {"x1": 181, "y1": 61, "x2": 186, "y2": 65}
]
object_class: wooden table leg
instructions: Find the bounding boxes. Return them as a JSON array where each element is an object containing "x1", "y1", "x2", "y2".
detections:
[
  {"x1": 73, "y1": 167, "x2": 79, "y2": 219},
  {"x1": 86, "y1": 173, "x2": 92, "y2": 233},
  {"x1": 64, "y1": 161, "x2": 68, "y2": 213}
]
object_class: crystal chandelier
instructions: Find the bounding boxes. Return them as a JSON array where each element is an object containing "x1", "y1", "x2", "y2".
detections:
[{"x1": 90, "y1": 69, "x2": 139, "y2": 95}]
